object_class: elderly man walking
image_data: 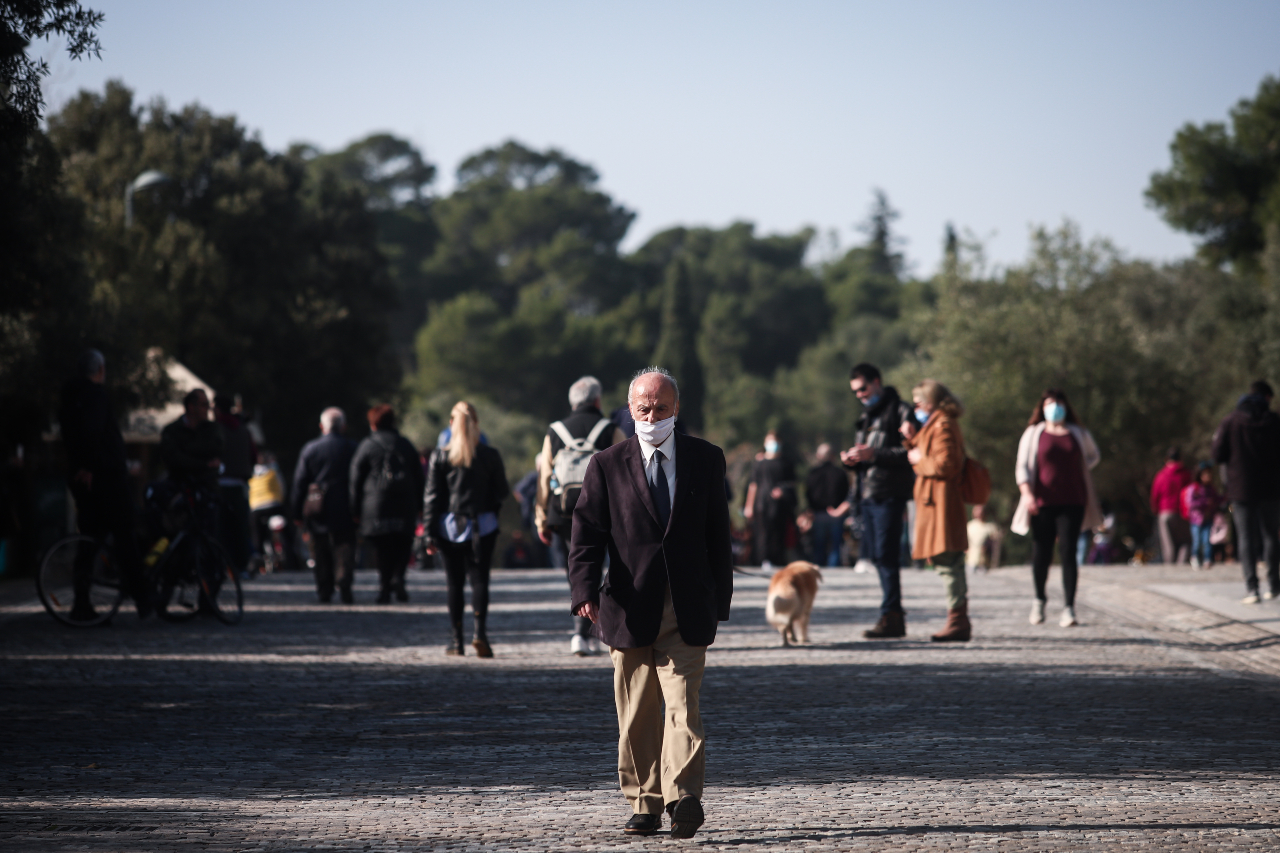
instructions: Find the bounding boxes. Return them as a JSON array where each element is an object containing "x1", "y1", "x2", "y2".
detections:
[
  {"x1": 568, "y1": 367, "x2": 733, "y2": 839},
  {"x1": 292, "y1": 408, "x2": 358, "y2": 603}
]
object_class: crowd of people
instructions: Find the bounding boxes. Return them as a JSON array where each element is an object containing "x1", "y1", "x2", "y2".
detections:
[{"x1": 56, "y1": 348, "x2": 1280, "y2": 646}]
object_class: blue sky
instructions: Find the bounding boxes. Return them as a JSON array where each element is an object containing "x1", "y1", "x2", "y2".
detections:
[{"x1": 42, "y1": 0, "x2": 1280, "y2": 274}]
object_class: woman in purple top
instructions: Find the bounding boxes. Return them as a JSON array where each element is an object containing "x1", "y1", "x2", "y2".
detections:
[
  {"x1": 1184, "y1": 462, "x2": 1221, "y2": 569},
  {"x1": 1011, "y1": 389, "x2": 1102, "y2": 628}
]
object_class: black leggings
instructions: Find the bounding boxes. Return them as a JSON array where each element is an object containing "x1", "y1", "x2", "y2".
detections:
[
  {"x1": 1031, "y1": 504, "x2": 1085, "y2": 607},
  {"x1": 441, "y1": 532, "x2": 498, "y2": 623}
]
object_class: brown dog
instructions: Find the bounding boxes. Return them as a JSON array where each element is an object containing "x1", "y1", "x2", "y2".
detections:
[{"x1": 765, "y1": 561, "x2": 822, "y2": 646}]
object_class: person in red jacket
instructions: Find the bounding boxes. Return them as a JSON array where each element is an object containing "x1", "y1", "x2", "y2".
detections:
[{"x1": 1150, "y1": 447, "x2": 1191, "y2": 565}]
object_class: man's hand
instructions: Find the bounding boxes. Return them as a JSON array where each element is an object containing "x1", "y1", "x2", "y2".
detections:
[
  {"x1": 770, "y1": 486, "x2": 783, "y2": 500},
  {"x1": 424, "y1": 538, "x2": 438, "y2": 556},
  {"x1": 72, "y1": 469, "x2": 93, "y2": 489},
  {"x1": 907, "y1": 447, "x2": 923, "y2": 465},
  {"x1": 575, "y1": 601, "x2": 599, "y2": 623},
  {"x1": 842, "y1": 444, "x2": 874, "y2": 465},
  {"x1": 538, "y1": 527, "x2": 552, "y2": 546}
]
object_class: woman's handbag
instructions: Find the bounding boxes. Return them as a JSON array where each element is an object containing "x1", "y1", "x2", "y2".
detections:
[{"x1": 959, "y1": 456, "x2": 992, "y2": 505}]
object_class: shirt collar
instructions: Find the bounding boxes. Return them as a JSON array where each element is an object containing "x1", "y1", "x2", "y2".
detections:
[{"x1": 638, "y1": 430, "x2": 676, "y2": 463}]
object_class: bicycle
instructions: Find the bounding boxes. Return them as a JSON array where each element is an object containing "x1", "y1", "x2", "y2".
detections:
[
  {"x1": 150, "y1": 483, "x2": 243, "y2": 625},
  {"x1": 37, "y1": 482, "x2": 244, "y2": 627}
]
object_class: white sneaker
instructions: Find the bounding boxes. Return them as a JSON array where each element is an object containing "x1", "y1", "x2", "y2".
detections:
[
  {"x1": 1029, "y1": 600, "x2": 1045, "y2": 625},
  {"x1": 589, "y1": 636, "x2": 605, "y2": 655},
  {"x1": 1264, "y1": 590, "x2": 1277, "y2": 601},
  {"x1": 1190, "y1": 556, "x2": 1201, "y2": 570},
  {"x1": 570, "y1": 634, "x2": 588, "y2": 656},
  {"x1": 1242, "y1": 592, "x2": 1261, "y2": 605},
  {"x1": 853, "y1": 559, "x2": 875, "y2": 574},
  {"x1": 1059, "y1": 606, "x2": 1078, "y2": 627}
]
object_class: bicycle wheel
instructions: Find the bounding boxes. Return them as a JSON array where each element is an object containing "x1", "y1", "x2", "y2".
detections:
[
  {"x1": 37, "y1": 536, "x2": 124, "y2": 627},
  {"x1": 154, "y1": 535, "x2": 201, "y2": 622},
  {"x1": 197, "y1": 535, "x2": 244, "y2": 625}
]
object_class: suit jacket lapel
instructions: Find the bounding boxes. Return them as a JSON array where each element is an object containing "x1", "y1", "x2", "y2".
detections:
[{"x1": 626, "y1": 438, "x2": 662, "y2": 529}]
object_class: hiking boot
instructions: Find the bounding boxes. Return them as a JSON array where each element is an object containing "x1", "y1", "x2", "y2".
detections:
[
  {"x1": 445, "y1": 620, "x2": 465, "y2": 656},
  {"x1": 472, "y1": 615, "x2": 493, "y2": 658}
]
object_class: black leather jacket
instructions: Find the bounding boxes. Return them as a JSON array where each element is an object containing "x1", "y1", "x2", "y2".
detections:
[
  {"x1": 847, "y1": 385, "x2": 915, "y2": 502},
  {"x1": 423, "y1": 443, "x2": 508, "y2": 544}
]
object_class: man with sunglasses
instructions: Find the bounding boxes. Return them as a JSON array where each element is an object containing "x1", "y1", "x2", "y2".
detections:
[{"x1": 842, "y1": 363, "x2": 915, "y2": 638}]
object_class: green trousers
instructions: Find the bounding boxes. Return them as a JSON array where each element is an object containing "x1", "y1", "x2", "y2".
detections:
[{"x1": 931, "y1": 550, "x2": 967, "y2": 610}]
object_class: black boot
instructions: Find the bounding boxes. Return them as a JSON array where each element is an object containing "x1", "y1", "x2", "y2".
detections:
[
  {"x1": 445, "y1": 620, "x2": 465, "y2": 656},
  {"x1": 472, "y1": 614, "x2": 493, "y2": 658}
]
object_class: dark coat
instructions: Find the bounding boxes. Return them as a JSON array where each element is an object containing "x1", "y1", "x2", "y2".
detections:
[
  {"x1": 1213, "y1": 394, "x2": 1280, "y2": 503},
  {"x1": 59, "y1": 377, "x2": 128, "y2": 489},
  {"x1": 291, "y1": 432, "x2": 358, "y2": 532},
  {"x1": 847, "y1": 385, "x2": 915, "y2": 502},
  {"x1": 568, "y1": 432, "x2": 733, "y2": 649},
  {"x1": 160, "y1": 416, "x2": 225, "y2": 486},
  {"x1": 805, "y1": 461, "x2": 849, "y2": 512},
  {"x1": 422, "y1": 443, "x2": 509, "y2": 543},
  {"x1": 349, "y1": 430, "x2": 426, "y2": 537}
]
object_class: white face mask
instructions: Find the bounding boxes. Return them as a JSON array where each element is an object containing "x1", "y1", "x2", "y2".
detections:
[{"x1": 634, "y1": 414, "x2": 676, "y2": 446}]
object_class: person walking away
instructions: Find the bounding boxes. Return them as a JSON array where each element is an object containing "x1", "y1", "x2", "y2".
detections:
[
  {"x1": 743, "y1": 431, "x2": 796, "y2": 568},
  {"x1": 248, "y1": 452, "x2": 293, "y2": 572},
  {"x1": 350, "y1": 405, "x2": 425, "y2": 604},
  {"x1": 213, "y1": 395, "x2": 256, "y2": 576},
  {"x1": 423, "y1": 401, "x2": 509, "y2": 656},
  {"x1": 1150, "y1": 446, "x2": 1191, "y2": 565},
  {"x1": 535, "y1": 376, "x2": 625, "y2": 655},
  {"x1": 841, "y1": 363, "x2": 915, "y2": 638},
  {"x1": 58, "y1": 350, "x2": 150, "y2": 619},
  {"x1": 1011, "y1": 388, "x2": 1102, "y2": 628},
  {"x1": 805, "y1": 443, "x2": 850, "y2": 567},
  {"x1": 965, "y1": 505, "x2": 1002, "y2": 572},
  {"x1": 901, "y1": 380, "x2": 971, "y2": 642},
  {"x1": 569, "y1": 367, "x2": 733, "y2": 838},
  {"x1": 1184, "y1": 462, "x2": 1221, "y2": 569},
  {"x1": 293, "y1": 408, "x2": 357, "y2": 603},
  {"x1": 1212, "y1": 380, "x2": 1280, "y2": 604}
]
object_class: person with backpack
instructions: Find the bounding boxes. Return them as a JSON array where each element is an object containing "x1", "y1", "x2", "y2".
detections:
[
  {"x1": 350, "y1": 405, "x2": 425, "y2": 604},
  {"x1": 423, "y1": 401, "x2": 509, "y2": 657},
  {"x1": 536, "y1": 376, "x2": 625, "y2": 656},
  {"x1": 900, "y1": 380, "x2": 971, "y2": 642}
]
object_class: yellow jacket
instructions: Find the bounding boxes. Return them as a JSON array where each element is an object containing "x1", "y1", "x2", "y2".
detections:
[{"x1": 249, "y1": 468, "x2": 284, "y2": 510}]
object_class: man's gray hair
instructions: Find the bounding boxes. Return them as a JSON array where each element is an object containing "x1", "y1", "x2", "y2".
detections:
[
  {"x1": 568, "y1": 375, "x2": 603, "y2": 409},
  {"x1": 627, "y1": 366, "x2": 679, "y2": 405},
  {"x1": 79, "y1": 348, "x2": 105, "y2": 378},
  {"x1": 320, "y1": 407, "x2": 345, "y2": 434}
]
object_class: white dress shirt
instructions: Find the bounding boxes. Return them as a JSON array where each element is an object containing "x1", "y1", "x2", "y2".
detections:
[{"x1": 638, "y1": 430, "x2": 677, "y2": 509}]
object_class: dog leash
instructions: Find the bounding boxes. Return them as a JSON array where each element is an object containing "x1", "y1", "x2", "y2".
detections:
[{"x1": 732, "y1": 566, "x2": 774, "y2": 578}]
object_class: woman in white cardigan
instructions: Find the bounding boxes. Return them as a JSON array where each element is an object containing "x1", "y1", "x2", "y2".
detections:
[{"x1": 1011, "y1": 389, "x2": 1102, "y2": 627}]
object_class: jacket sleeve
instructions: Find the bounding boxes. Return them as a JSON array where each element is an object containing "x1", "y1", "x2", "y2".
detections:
[
  {"x1": 1015, "y1": 427, "x2": 1036, "y2": 486},
  {"x1": 1079, "y1": 428, "x2": 1101, "y2": 470},
  {"x1": 913, "y1": 419, "x2": 964, "y2": 480},
  {"x1": 567, "y1": 455, "x2": 610, "y2": 615},
  {"x1": 408, "y1": 439, "x2": 427, "y2": 513},
  {"x1": 422, "y1": 449, "x2": 448, "y2": 541},
  {"x1": 1211, "y1": 422, "x2": 1229, "y2": 465},
  {"x1": 707, "y1": 446, "x2": 734, "y2": 621},
  {"x1": 872, "y1": 402, "x2": 913, "y2": 468},
  {"x1": 291, "y1": 446, "x2": 312, "y2": 518}
]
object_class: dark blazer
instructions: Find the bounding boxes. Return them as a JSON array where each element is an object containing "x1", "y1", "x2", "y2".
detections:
[
  {"x1": 568, "y1": 432, "x2": 733, "y2": 648},
  {"x1": 292, "y1": 432, "x2": 358, "y2": 532},
  {"x1": 349, "y1": 430, "x2": 426, "y2": 537}
]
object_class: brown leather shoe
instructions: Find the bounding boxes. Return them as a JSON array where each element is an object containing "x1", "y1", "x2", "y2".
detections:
[
  {"x1": 931, "y1": 602, "x2": 972, "y2": 642},
  {"x1": 863, "y1": 610, "x2": 906, "y2": 638}
]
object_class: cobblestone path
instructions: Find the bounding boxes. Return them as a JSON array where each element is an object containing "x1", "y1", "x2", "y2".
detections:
[{"x1": 2, "y1": 563, "x2": 1279, "y2": 851}]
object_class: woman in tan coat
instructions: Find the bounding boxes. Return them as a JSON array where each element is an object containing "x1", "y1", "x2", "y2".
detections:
[{"x1": 901, "y1": 379, "x2": 971, "y2": 642}]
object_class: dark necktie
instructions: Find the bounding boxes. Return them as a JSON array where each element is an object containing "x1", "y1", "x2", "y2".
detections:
[{"x1": 650, "y1": 449, "x2": 671, "y2": 530}]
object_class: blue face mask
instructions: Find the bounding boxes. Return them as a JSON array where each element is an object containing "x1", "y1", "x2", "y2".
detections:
[
  {"x1": 764, "y1": 439, "x2": 779, "y2": 454},
  {"x1": 861, "y1": 392, "x2": 881, "y2": 408},
  {"x1": 1044, "y1": 402, "x2": 1066, "y2": 424},
  {"x1": 915, "y1": 408, "x2": 929, "y2": 424}
]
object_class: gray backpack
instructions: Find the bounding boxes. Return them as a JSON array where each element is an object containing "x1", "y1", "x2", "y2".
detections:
[{"x1": 549, "y1": 418, "x2": 612, "y2": 516}]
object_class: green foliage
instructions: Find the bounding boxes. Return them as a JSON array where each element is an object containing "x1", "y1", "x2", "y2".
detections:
[
  {"x1": 1147, "y1": 74, "x2": 1280, "y2": 272},
  {"x1": 303, "y1": 134, "x2": 440, "y2": 361},
  {"x1": 1, "y1": 0, "x2": 103, "y2": 137},
  {"x1": 47, "y1": 81, "x2": 399, "y2": 465}
]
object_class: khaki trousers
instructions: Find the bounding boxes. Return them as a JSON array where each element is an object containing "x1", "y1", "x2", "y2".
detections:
[{"x1": 610, "y1": 589, "x2": 706, "y2": 815}]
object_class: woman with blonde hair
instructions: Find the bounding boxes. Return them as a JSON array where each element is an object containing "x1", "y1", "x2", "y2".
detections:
[
  {"x1": 423, "y1": 401, "x2": 509, "y2": 656},
  {"x1": 901, "y1": 379, "x2": 971, "y2": 642}
]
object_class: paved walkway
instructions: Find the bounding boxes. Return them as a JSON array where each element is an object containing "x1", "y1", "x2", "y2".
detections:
[{"x1": 2, "y1": 560, "x2": 1279, "y2": 851}]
